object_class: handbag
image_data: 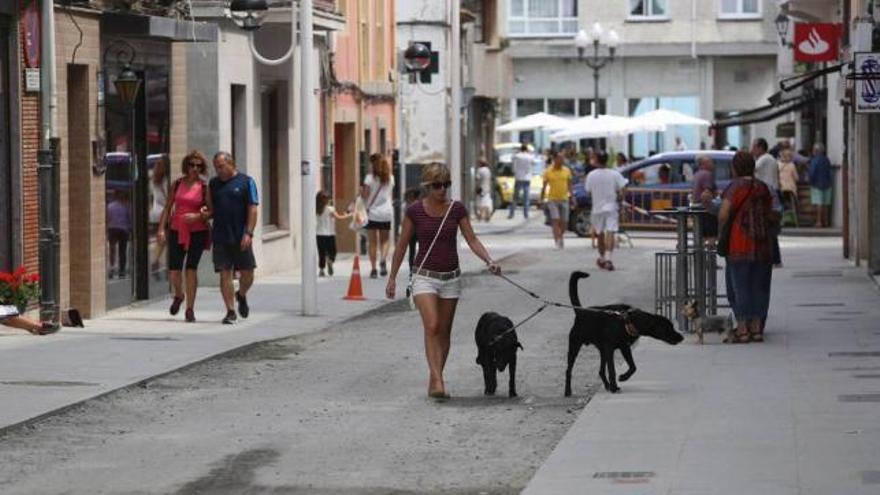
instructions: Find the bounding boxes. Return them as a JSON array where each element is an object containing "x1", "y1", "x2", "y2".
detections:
[
  {"x1": 717, "y1": 181, "x2": 754, "y2": 257},
  {"x1": 348, "y1": 196, "x2": 369, "y2": 233},
  {"x1": 407, "y1": 201, "x2": 455, "y2": 310}
]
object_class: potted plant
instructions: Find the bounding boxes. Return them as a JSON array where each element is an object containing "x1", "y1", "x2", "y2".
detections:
[{"x1": 0, "y1": 266, "x2": 40, "y2": 314}]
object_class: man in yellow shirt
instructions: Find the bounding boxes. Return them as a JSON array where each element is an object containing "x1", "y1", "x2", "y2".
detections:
[{"x1": 541, "y1": 150, "x2": 573, "y2": 249}]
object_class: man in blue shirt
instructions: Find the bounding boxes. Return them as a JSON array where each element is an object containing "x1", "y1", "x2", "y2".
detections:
[
  {"x1": 808, "y1": 143, "x2": 833, "y2": 228},
  {"x1": 210, "y1": 151, "x2": 259, "y2": 324}
]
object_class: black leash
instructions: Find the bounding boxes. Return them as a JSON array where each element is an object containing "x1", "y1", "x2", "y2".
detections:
[
  {"x1": 487, "y1": 272, "x2": 636, "y2": 347},
  {"x1": 487, "y1": 302, "x2": 550, "y2": 347}
]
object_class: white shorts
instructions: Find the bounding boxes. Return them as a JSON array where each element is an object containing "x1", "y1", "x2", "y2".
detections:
[
  {"x1": 412, "y1": 275, "x2": 462, "y2": 299},
  {"x1": 591, "y1": 210, "x2": 619, "y2": 233}
]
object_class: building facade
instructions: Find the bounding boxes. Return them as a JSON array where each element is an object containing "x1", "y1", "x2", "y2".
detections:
[
  {"x1": 780, "y1": 0, "x2": 879, "y2": 270},
  {"x1": 330, "y1": 0, "x2": 397, "y2": 252},
  {"x1": 502, "y1": 0, "x2": 782, "y2": 157},
  {"x1": 191, "y1": 1, "x2": 344, "y2": 277},
  {"x1": 0, "y1": 1, "x2": 39, "y2": 278}
]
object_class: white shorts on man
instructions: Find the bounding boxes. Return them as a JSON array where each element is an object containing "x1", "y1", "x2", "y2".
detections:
[{"x1": 585, "y1": 168, "x2": 628, "y2": 233}]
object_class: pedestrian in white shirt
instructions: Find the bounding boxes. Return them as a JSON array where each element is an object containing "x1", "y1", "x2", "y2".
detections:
[
  {"x1": 752, "y1": 138, "x2": 779, "y2": 191},
  {"x1": 584, "y1": 151, "x2": 628, "y2": 271},
  {"x1": 475, "y1": 159, "x2": 493, "y2": 222},
  {"x1": 316, "y1": 191, "x2": 352, "y2": 277},
  {"x1": 508, "y1": 143, "x2": 533, "y2": 219}
]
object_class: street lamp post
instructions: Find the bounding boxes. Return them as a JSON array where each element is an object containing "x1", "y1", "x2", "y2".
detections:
[
  {"x1": 574, "y1": 23, "x2": 619, "y2": 118},
  {"x1": 227, "y1": 0, "x2": 318, "y2": 316}
]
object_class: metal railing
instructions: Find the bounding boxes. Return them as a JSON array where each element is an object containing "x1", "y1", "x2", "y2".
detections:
[{"x1": 620, "y1": 188, "x2": 691, "y2": 230}]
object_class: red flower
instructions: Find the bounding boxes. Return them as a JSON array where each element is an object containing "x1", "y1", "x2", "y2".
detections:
[{"x1": 13, "y1": 266, "x2": 26, "y2": 277}]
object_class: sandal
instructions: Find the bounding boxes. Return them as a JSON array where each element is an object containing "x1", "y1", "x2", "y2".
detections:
[
  {"x1": 750, "y1": 331, "x2": 764, "y2": 343},
  {"x1": 30, "y1": 322, "x2": 60, "y2": 336},
  {"x1": 723, "y1": 329, "x2": 750, "y2": 344}
]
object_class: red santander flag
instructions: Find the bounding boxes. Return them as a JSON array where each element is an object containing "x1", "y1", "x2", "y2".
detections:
[{"x1": 794, "y1": 23, "x2": 841, "y2": 63}]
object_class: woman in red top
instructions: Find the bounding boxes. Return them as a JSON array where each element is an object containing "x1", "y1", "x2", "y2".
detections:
[
  {"x1": 158, "y1": 151, "x2": 213, "y2": 322},
  {"x1": 386, "y1": 163, "x2": 501, "y2": 399},
  {"x1": 719, "y1": 151, "x2": 777, "y2": 343}
]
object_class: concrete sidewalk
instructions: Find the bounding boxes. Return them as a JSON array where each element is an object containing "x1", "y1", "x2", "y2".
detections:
[
  {"x1": 523, "y1": 237, "x2": 880, "y2": 494},
  {"x1": 0, "y1": 234, "x2": 521, "y2": 433}
]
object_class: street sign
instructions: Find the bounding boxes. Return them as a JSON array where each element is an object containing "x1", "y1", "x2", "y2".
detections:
[
  {"x1": 854, "y1": 52, "x2": 880, "y2": 114},
  {"x1": 776, "y1": 122, "x2": 795, "y2": 138},
  {"x1": 794, "y1": 23, "x2": 841, "y2": 63},
  {"x1": 25, "y1": 68, "x2": 40, "y2": 92}
]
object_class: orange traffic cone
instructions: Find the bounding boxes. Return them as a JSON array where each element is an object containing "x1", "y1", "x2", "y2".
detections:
[{"x1": 343, "y1": 255, "x2": 366, "y2": 300}]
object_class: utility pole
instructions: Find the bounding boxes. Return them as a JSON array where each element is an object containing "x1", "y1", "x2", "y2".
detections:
[
  {"x1": 449, "y1": 0, "x2": 462, "y2": 200},
  {"x1": 301, "y1": 0, "x2": 317, "y2": 315}
]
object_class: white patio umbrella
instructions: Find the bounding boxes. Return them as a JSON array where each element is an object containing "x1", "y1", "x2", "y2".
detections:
[
  {"x1": 495, "y1": 112, "x2": 571, "y2": 133},
  {"x1": 549, "y1": 114, "x2": 641, "y2": 141},
  {"x1": 630, "y1": 108, "x2": 711, "y2": 130}
]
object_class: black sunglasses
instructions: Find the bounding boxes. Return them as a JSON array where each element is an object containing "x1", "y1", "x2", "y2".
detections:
[
  {"x1": 426, "y1": 181, "x2": 452, "y2": 191},
  {"x1": 187, "y1": 160, "x2": 204, "y2": 168}
]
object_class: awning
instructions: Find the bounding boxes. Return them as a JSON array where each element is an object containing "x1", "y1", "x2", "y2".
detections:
[
  {"x1": 102, "y1": 12, "x2": 218, "y2": 42},
  {"x1": 711, "y1": 89, "x2": 822, "y2": 130}
]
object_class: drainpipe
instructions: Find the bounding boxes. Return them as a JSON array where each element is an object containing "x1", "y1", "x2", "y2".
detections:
[
  {"x1": 690, "y1": 0, "x2": 697, "y2": 59},
  {"x1": 38, "y1": 0, "x2": 59, "y2": 324}
]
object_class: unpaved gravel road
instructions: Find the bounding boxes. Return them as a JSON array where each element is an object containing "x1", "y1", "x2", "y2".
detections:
[{"x1": 0, "y1": 235, "x2": 658, "y2": 494}]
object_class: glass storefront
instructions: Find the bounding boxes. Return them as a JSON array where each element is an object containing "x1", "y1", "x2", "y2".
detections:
[{"x1": 103, "y1": 39, "x2": 171, "y2": 308}]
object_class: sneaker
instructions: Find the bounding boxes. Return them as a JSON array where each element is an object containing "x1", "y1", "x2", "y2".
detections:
[
  {"x1": 319, "y1": 269, "x2": 326, "y2": 277},
  {"x1": 379, "y1": 261, "x2": 388, "y2": 277},
  {"x1": 605, "y1": 260, "x2": 615, "y2": 271},
  {"x1": 370, "y1": 269, "x2": 378, "y2": 279},
  {"x1": 185, "y1": 308, "x2": 196, "y2": 323},
  {"x1": 235, "y1": 291, "x2": 250, "y2": 319},
  {"x1": 169, "y1": 296, "x2": 184, "y2": 316},
  {"x1": 327, "y1": 262, "x2": 334, "y2": 276},
  {"x1": 222, "y1": 310, "x2": 237, "y2": 325}
]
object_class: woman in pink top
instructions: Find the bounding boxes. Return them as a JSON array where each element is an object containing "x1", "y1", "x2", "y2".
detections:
[
  {"x1": 386, "y1": 163, "x2": 501, "y2": 400},
  {"x1": 158, "y1": 151, "x2": 213, "y2": 322}
]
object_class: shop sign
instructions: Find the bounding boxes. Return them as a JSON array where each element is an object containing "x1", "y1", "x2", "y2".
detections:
[
  {"x1": 21, "y1": 0, "x2": 40, "y2": 68},
  {"x1": 776, "y1": 122, "x2": 796, "y2": 138},
  {"x1": 854, "y1": 52, "x2": 880, "y2": 114},
  {"x1": 794, "y1": 23, "x2": 841, "y2": 63},
  {"x1": 24, "y1": 68, "x2": 40, "y2": 92}
]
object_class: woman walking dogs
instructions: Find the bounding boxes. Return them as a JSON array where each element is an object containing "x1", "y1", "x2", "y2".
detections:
[
  {"x1": 157, "y1": 151, "x2": 212, "y2": 322},
  {"x1": 386, "y1": 163, "x2": 501, "y2": 400}
]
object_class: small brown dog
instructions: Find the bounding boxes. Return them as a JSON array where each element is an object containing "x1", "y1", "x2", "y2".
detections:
[{"x1": 683, "y1": 300, "x2": 734, "y2": 344}]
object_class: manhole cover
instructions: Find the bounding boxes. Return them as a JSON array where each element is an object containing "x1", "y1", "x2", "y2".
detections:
[
  {"x1": 853, "y1": 374, "x2": 880, "y2": 379},
  {"x1": 838, "y1": 393, "x2": 880, "y2": 403},
  {"x1": 0, "y1": 380, "x2": 98, "y2": 387},
  {"x1": 834, "y1": 366, "x2": 880, "y2": 371},
  {"x1": 862, "y1": 471, "x2": 880, "y2": 485},
  {"x1": 829, "y1": 351, "x2": 880, "y2": 357},
  {"x1": 818, "y1": 318, "x2": 853, "y2": 322},
  {"x1": 798, "y1": 303, "x2": 846, "y2": 307},
  {"x1": 593, "y1": 471, "x2": 655, "y2": 483},
  {"x1": 111, "y1": 336, "x2": 180, "y2": 341},
  {"x1": 792, "y1": 271, "x2": 843, "y2": 278}
]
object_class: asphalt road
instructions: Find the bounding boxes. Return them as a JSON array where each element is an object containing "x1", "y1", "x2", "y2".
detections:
[{"x1": 0, "y1": 221, "x2": 662, "y2": 494}]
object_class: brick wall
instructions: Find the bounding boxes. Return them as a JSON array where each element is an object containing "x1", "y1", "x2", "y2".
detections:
[
  {"x1": 55, "y1": 10, "x2": 105, "y2": 318},
  {"x1": 19, "y1": 22, "x2": 39, "y2": 275}
]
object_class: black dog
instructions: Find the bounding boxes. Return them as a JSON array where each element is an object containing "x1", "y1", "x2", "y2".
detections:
[
  {"x1": 565, "y1": 271, "x2": 683, "y2": 395},
  {"x1": 475, "y1": 312, "x2": 523, "y2": 397}
]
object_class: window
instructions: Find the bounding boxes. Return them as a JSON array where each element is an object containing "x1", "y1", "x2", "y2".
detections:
[
  {"x1": 261, "y1": 84, "x2": 281, "y2": 228},
  {"x1": 629, "y1": 0, "x2": 667, "y2": 19},
  {"x1": 577, "y1": 98, "x2": 606, "y2": 117},
  {"x1": 509, "y1": 0, "x2": 577, "y2": 37},
  {"x1": 374, "y1": 0, "x2": 385, "y2": 80},
  {"x1": 719, "y1": 0, "x2": 760, "y2": 19},
  {"x1": 359, "y1": 0, "x2": 370, "y2": 79},
  {"x1": 516, "y1": 98, "x2": 544, "y2": 117},
  {"x1": 548, "y1": 99, "x2": 575, "y2": 116},
  {"x1": 0, "y1": 24, "x2": 10, "y2": 270}
]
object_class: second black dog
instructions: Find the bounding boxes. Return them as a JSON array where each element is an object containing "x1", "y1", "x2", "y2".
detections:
[
  {"x1": 565, "y1": 271, "x2": 683, "y2": 395},
  {"x1": 475, "y1": 312, "x2": 523, "y2": 397}
]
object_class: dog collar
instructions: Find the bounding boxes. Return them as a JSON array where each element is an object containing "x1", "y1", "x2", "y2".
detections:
[{"x1": 624, "y1": 322, "x2": 639, "y2": 337}]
